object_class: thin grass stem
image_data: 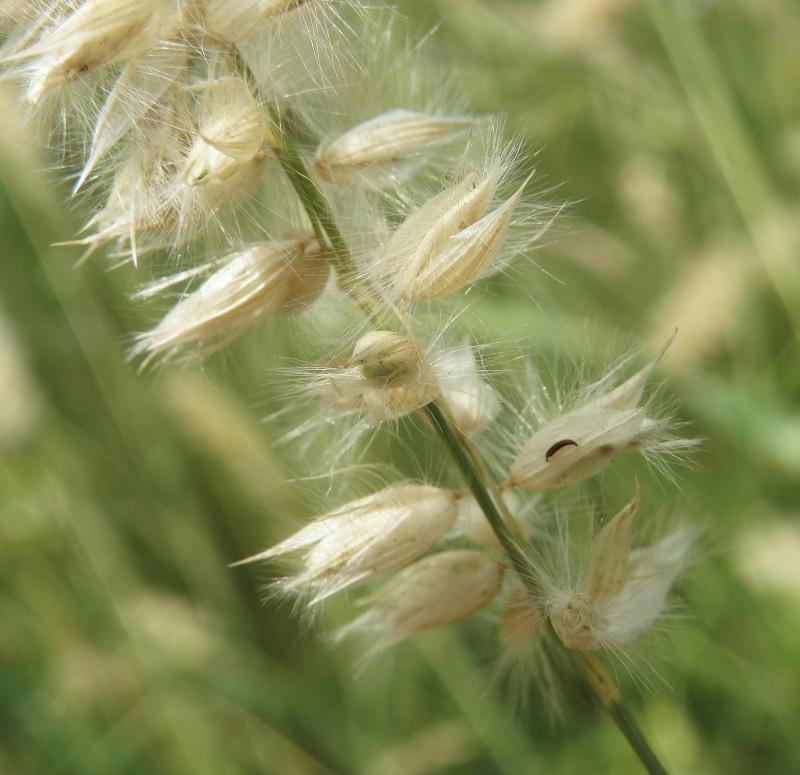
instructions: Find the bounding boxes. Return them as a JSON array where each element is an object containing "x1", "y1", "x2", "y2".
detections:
[{"x1": 573, "y1": 651, "x2": 669, "y2": 775}]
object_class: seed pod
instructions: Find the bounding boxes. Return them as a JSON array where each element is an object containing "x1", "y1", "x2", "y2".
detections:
[
  {"x1": 181, "y1": 77, "x2": 270, "y2": 187},
  {"x1": 350, "y1": 331, "x2": 420, "y2": 381},
  {"x1": 73, "y1": 110, "x2": 183, "y2": 262},
  {"x1": 16, "y1": 0, "x2": 164, "y2": 104},
  {"x1": 234, "y1": 483, "x2": 459, "y2": 602},
  {"x1": 381, "y1": 167, "x2": 530, "y2": 300},
  {"x1": 205, "y1": 0, "x2": 317, "y2": 41},
  {"x1": 131, "y1": 237, "x2": 329, "y2": 363},
  {"x1": 347, "y1": 550, "x2": 504, "y2": 647},
  {"x1": 509, "y1": 406, "x2": 659, "y2": 491},
  {"x1": 310, "y1": 331, "x2": 440, "y2": 422},
  {"x1": 508, "y1": 338, "x2": 675, "y2": 491},
  {"x1": 312, "y1": 109, "x2": 474, "y2": 188},
  {"x1": 75, "y1": 45, "x2": 189, "y2": 192},
  {"x1": 548, "y1": 491, "x2": 692, "y2": 651}
]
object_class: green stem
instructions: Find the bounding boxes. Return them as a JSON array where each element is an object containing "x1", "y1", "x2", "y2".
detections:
[
  {"x1": 266, "y1": 107, "x2": 348, "y2": 264},
  {"x1": 423, "y1": 401, "x2": 540, "y2": 598},
  {"x1": 573, "y1": 651, "x2": 669, "y2": 775},
  {"x1": 227, "y1": 44, "x2": 383, "y2": 319},
  {"x1": 265, "y1": 106, "x2": 390, "y2": 324},
  {"x1": 610, "y1": 705, "x2": 669, "y2": 775}
]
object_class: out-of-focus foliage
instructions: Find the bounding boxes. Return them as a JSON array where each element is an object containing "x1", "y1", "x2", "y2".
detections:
[{"x1": 2, "y1": 1, "x2": 799, "y2": 772}]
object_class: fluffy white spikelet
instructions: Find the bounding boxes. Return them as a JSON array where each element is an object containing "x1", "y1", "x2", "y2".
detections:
[
  {"x1": 11, "y1": 0, "x2": 165, "y2": 104},
  {"x1": 584, "y1": 485, "x2": 639, "y2": 605},
  {"x1": 204, "y1": 0, "x2": 319, "y2": 41},
  {"x1": 436, "y1": 345, "x2": 499, "y2": 436},
  {"x1": 75, "y1": 45, "x2": 188, "y2": 191},
  {"x1": 380, "y1": 164, "x2": 530, "y2": 300},
  {"x1": 131, "y1": 237, "x2": 330, "y2": 363},
  {"x1": 312, "y1": 109, "x2": 475, "y2": 189},
  {"x1": 508, "y1": 336, "x2": 675, "y2": 491},
  {"x1": 77, "y1": 88, "x2": 268, "y2": 262},
  {"x1": 344, "y1": 549, "x2": 504, "y2": 648},
  {"x1": 498, "y1": 579, "x2": 544, "y2": 649},
  {"x1": 69, "y1": 101, "x2": 186, "y2": 263},
  {"x1": 181, "y1": 77, "x2": 271, "y2": 187},
  {"x1": 234, "y1": 483, "x2": 458, "y2": 602},
  {"x1": 548, "y1": 491, "x2": 691, "y2": 651},
  {"x1": 310, "y1": 330, "x2": 439, "y2": 422}
]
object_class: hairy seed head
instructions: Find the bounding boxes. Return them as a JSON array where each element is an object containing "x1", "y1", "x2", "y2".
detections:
[
  {"x1": 74, "y1": 111, "x2": 182, "y2": 262},
  {"x1": 204, "y1": 0, "x2": 320, "y2": 41},
  {"x1": 508, "y1": 336, "x2": 675, "y2": 491},
  {"x1": 379, "y1": 165, "x2": 529, "y2": 300},
  {"x1": 15, "y1": 0, "x2": 165, "y2": 104},
  {"x1": 234, "y1": 483, "x2": 459, "y2": 602},
  {"x1": 181, "y1": 77, "x2": 271, "y2": 187},
  {"x1": 131, "y1": 237, "x2": 329, "y2": 363},
  {"x1": 310, "y1": 331, "x2": 439, "y2": 422},
  {"x1": 548, "y1": 492, "x2": 692, "y2": 651},
  {"x1": 345, "y1": 549, "x2": 504, "y2": 647},
  {"x1": 312, "y1": 109, "x2": 475, "y2": 189}
]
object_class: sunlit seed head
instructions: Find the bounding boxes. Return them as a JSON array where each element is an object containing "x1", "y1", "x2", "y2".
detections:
[
  {"x1": 16, "y1": 0, "x2": 165, "y2": 104},
  {"x1": 310, "y1": 331, "x2": 440, "y2": 423},
  {"x1": 508, "y1": 406, "x2": 660, "y2": 491},
  {"x1": 131, "y1": 237, "x2": 329, "y2": 363},
  {"x1": 181, "y1": 77, "x2": 270, "y2": 188},
  {"x1": 376, "y1": 163, "x2": 531, "y2": 301},
  {"x1": 312, "y1": 109, "x2": 475, "y2": 189},
  {"x1": 204, "y1": 0, "x2": 321, "y2": 41},
  {"x1": 73, "y1": 119, "x2": 181, "y2": 262},
  {"x1": 350, "y1": 330, "x2": 420, "y2": 381},
  {"x1": 234, "y1": 483, "x2": 458, "y2": 601},
  {"x1": 75, "y1": 46, "x2": 190, "y2": 193},
  {"x1": 380, "y1": 167, "x2": 495, "y2": 291},
  {"x1": 344, "y1": 550, "x2": 504, "y2": 648},
  {"x1": 74, "y1": 77, "x2": 268, "y2": 260},
  {"x1": 403, "y1": 174, "x2": 531, "y2": 301},
  {"x1": 547, "y1": 491, "x2": 693, "y2": 652},
  {"x1": 508, "y1": 337, "x2": 675, "y2": 491}
]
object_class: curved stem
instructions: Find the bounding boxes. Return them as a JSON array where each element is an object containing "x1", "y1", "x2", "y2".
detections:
[
  {"x1": 423, "y1": 401, "x2": 539, "y2": 597},
  {"x1": 227, "y1": 44, "x2": 385, "y2": 322},
  {"x1": 265, "y1": 107, "x2": 349, "y2": 267},
  {"x1": 265, "y1": 106, "x2": 386, "y2": 318}
]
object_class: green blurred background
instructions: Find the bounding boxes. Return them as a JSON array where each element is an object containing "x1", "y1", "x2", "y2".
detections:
[{"x1": 2, "y1": 0, "x2": 800, "y2": 772}]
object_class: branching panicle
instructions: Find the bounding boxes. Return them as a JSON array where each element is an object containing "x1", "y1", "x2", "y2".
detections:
[{"x1": 0, "y1": 2, "x2": 696, "y2": 772}]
